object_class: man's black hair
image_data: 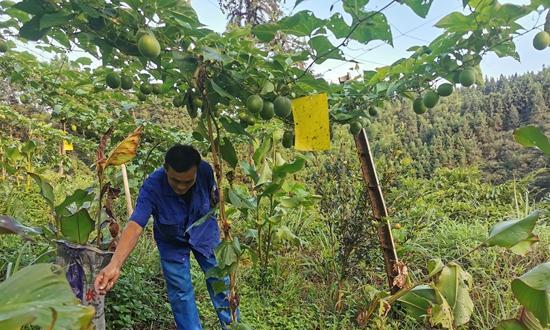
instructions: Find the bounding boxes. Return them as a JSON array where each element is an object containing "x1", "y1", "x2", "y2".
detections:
[{"x1": 164, "y1": 144, "x2": 201, "y2": 172}]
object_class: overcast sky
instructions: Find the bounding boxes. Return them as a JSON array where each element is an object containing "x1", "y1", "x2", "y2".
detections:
[{"x1": 192, "y1": 0, "x2": 549, "y2": 82}]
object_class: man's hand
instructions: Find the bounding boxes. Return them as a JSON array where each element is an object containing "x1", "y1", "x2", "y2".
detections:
[{"x1": 94, "y1": 262, "x2": 121, "y2": 295}]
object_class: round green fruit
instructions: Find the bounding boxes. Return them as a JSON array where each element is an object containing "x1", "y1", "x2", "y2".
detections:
[
  {"x1": 245, "y1": 114, "x2": 256, "y2": 126},
  {"x1": 152, "y1": 84, "x2": 162, "y2": 95},
  {"x1": 71, "y1": 124, "x2": 77, "y2": 132},
  {"x1": 20, "y1": 94, "x2": 30, "y2": 104},
  {"x1": 533, "y1": 31, "x2": 550, "y2": 50},
  {"x1": 422, "y1": 91, "x2": 439, "y2": 108},
  {"x1": 120, "y1": 75, "x2": 133, "y2": 90},
  {"x1": 0, "y1": 40, "x2": 8, "y2": 53},
  {"x1": 368, "y1": 107, "x2": 378, "y2": 117},
  {"x1": 261, "y1": 101, "x2": 274, "y2": 120},
  {"x1": 246, "y1": 94, "x2": 263, "y2": 113},
  {"x1": 282, "y1": 131, "x2": 294, "y2": 148},
  {"x1": 349, "y1": 121, "x2": 362, "y2": 135},
  {"x1": 451, "y1": 71, "x2": 461, "y2": 84},
  {"x1": 437, "y1": 83, "x2": 453, "y2": 97},
  {"x1": 274, "y1": 96, "x2": 292, "y2": 118},
  {"x1": 106, "y1": 72, "x2": 121, "y2": 89},
  {"x1": 459, "y1": 69, "x2": 476, "y2": 87},
  {"x1": 173, "y1": 95, "x2": 184, "y2": 107},
  {"x1": 137, "y1": 34, "x2": 161, "y2": 59},
  {"x1": 140, "y1": 83, "x2": 153, "y2": 95},
  {"x1": 413, "y1": 97, "x2": 427, "y2": 114},
  {"x1": 137, "y1": 93, "x2": 147, "y2": 102}
]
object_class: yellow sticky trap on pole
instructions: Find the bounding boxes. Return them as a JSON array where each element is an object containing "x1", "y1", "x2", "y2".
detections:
[
  {"x1": 291, "y1": 93, "x2": 331, "y2": 151},
  {"x1": 63, "y1": 140, "x2": 74, "y2": 151}
]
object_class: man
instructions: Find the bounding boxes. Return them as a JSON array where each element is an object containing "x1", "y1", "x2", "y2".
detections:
[{"x1": 94, "y1": 144, "x2": 235, "y2": 330}]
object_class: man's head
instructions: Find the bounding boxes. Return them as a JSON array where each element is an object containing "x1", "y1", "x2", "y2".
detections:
[{"x1": 164, "y1": 144, "x2": 201, "y2": 195}]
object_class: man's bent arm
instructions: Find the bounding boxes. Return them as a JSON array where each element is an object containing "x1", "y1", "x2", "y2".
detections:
[
  {"x1": 94, "y1": 221, "x2": 143, "y2": 294},
  {"x1": 110, "y1": 221, "x2": 143, "y2": 268}
]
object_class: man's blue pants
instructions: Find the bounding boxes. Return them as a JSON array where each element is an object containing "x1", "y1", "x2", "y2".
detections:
[{"x1": 160, "y1": 250, "x2": 236, "y2": 330}]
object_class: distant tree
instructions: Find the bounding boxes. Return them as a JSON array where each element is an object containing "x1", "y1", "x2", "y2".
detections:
[{"x1": 218, "y1": 0, "x2": 282, "y2": 26}]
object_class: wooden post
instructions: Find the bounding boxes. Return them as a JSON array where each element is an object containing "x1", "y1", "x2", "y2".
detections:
[
  {"x1": 59, "y1": 122, "x2": 66, "y2": 175},
  {"x1": 354, "y1": 128, "x2": 402, "y2": 294},
  {"x1": 121, "y1": 164, "x2": 133, "y2": 216}
]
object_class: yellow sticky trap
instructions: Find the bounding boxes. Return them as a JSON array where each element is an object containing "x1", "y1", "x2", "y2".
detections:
[
  {"x1": 291, "y1": 93, "x2": 331, "y2": 151},
  {"x1": 63, "y1": 140, "x2": 74, "y2": 151}
]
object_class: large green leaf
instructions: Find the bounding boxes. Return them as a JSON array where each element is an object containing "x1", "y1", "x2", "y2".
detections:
[
  {"x1": 29, "y1": 173, "x2": 55, "y2": 207},
  {"x1": 219, "y1": 117, "x2": 253, "y2": 140},
  {"x1": 59, "y1": 209, "x2": 94, "y2": 245},
  {"x1": 277, "y1": 10, "x2": 326, "y2": 37},
  {"x1": 434, "y1": 262, "x2": 474, "y2": 327},
  {"x1": 398, "y1": 284, "x2": 436, "y2": 320},
  {"x1": 0, "y1": 263, "x2": 94, "y2": 329},
  {"x1": 252, "y1": 135, "x2": 273, "y2": 166},
  {"x1": 486, "y1": 211, "x2": 539, "y2": 248},
  {"x1": 39, "y1": 12, "x2": 71, "y2": 30},
  {"x1": 349, "y1": 12, "x2": 392, "y2": 44},
  {"x1": 435, "y1": 12, "x2": 477, "y2": 33},
  {"x1": 220, "y1": 137, "x2": 238, "y2": 168},
  {"x1": 215, "y1": 238, "x2": 242, "y2": 269},
  {"x1": 273, "y1": 157, "x2": 305, "y2": 181},
  {"x1": 256, "y1": 160, "x2": 272, "y2": 187},
  {"x1": 513, "y1": 126, "x2": 550, "y2": 156},
  {"x1": 54, "y1": 188, "x2": 95, "y2": 218},
  {"x1": 494, "y1": 319, "x2": 528, "y2": 330},
  {"x1": 0, "y1": 215, "x2": 41, "y2": 237},
  {"x1": 19, "y1": 15, "x2": 50, "y2": 41},
  {"x1": 309, "y1": 35, "x2": 344, "y2": 63},
  {"x1": 511, "y1": 262, "x2": 550, "y2": 327}
]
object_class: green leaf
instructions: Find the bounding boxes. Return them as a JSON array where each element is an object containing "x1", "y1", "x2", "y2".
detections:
[
  {"x1": 220, "y1": 137, "x2": 238, "y2": 168},
  {"x1": 275, "y1": 225, "x2": 299, "y2": 243},
  {"x1": 219, "y1": 116, "x2": 253, "y2": 140},
  {"x1": 509, "y1": 235, "x2": 539, "y2": 256},
  {"x1": 200, "y1": 46, "x2": 233, "y2": 64},
  {"x1": 349, "y1": 12, "x2": 392, "y2": 44},
  {"x1": 186, "y1": 206, "x2": 218, "y2": 232},
  {"x1": 21, "y1": 140, "x2": 36, "y2": 155},
  {"x1": 435, "y1": 12, "x2": 477, "y2": 33},
  {"x1": 486, "y1": 211, "x2": 539, "y2": 248},
  {"x1": 327, "y1": 13, "x2": 351, "y2": 39},
  {"x1": 172, "y1": 51, "x2": 198, "y2": 74},
  {"x1": 59, "y1": 208, "x2": 94, "y2": 244},
  {"x1": 401, "y1": 0, "x2": 434, "y2": 18},
  {"x1": 494, "y1": 319, "x2": 529, "y2": 330},
  {"x1": 256, "y1": 160, "x2": 272, "y2": 186},
  {"x1": 308, "y1": 35, "x2": 344, "y2": 63},
  {"x1": 260, "y1": 182, "x2": 282, "y2": 198},
  {"x1": 54, "y1": 188, "x2": 95, "y2": 218},
  {"x1": 29, "y1": 173, "x2": 55, "y2": 207},
  {"x1": 252, "y1": 135, "x2": 273, "y2": 166},
  {"x1": 260, "y1": 81, "x2": 275, "y2": 95},
  {"x1": 19, "y1": 15, "x2": 50, "y2": 41},
  {"x1": 430, "y1": 285, "x2": 454, "y2": 329},
  {"x1": 434, "y1": 262, "x2": 474, "y2": 327},
  {"x1": 0, "y1": 215, "x2": 41, "y2": 237},
  {"x1": 252, "y1": 23, "x2": 279, "y2": 42},
  {"x1": 343, "y1": 0, "x2": 369, "y2": 19},
  {"x1": 227, "y1": 189, "x2": 255, "y2": 209},
  {"x1": 39, "y1": 12, "x2": 70, "y2": 30},
  {"x1": 240, "y1": 161, "x2": 259, "y2": 183},
  {"x1": 428, "y1": 258, "x2": 445, "y2": 277},
  {"x1": 278, "y1": 10, "x2": 326, "y2": 37},
  {"x1": 12, "y1": 0, "x2": 44, "y2": 15},
  {"x1": 215, "y1": 238, "x2": 242, "y2": 269},
  {"x1": 0, "y1": 263, "x2": 95, "y2": 329},
  {"x1": 511, "y1": 262, "x2": 550, "y2": 327},
  {"x1": 210, "y1": 80, "x2": 235, "y2": 100},
  {"x1": 398, "y1": 285, "x2": 436, "y2": 321},
  {"x1": 513, "y1": 126, "x2": 550, "y2": 156},
  {"x1": 273, "y1": 157, "x2": 305, "y2": 181}
]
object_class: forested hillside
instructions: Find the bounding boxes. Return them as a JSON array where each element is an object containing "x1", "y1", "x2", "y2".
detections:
[{"x1": 370, "y1": 68, "x2": 549, "y2": 184}]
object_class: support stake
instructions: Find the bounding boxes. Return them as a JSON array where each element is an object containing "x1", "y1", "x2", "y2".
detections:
[{"x1": 354, "y1": 128, "x2": 402, "y2": 294}]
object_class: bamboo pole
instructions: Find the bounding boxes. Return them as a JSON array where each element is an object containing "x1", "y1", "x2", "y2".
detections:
[{"x1": 121, "y1": 164, "x2": 133, "y2": 216}]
